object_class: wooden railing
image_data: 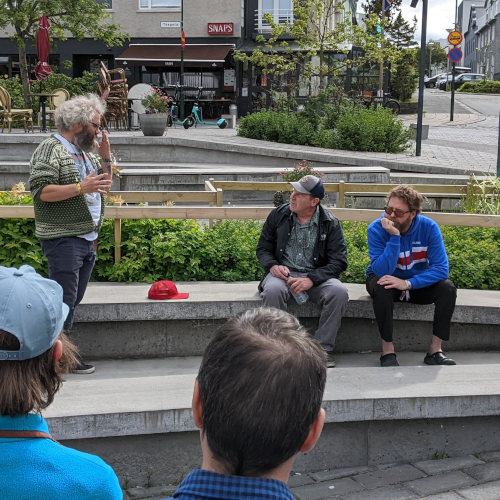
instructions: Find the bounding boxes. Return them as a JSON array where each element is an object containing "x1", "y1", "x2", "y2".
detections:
[
  {"x1": 2, "y1": 180, "x2": 498, "y2": 264},
  {"x1": 1, "y1": 205, "x2": 498, "y2": 265},
  {"x1": 207, "y1": 180, "x2": 494, "y2": 209}
]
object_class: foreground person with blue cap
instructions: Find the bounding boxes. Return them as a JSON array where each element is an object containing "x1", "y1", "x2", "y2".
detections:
[{"x1": 0, "y1": 265, "x2": 122, "y2": 500}]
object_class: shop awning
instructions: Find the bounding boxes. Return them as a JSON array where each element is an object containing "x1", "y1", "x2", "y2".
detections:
[{"x1": 115, "y1": 44, "x2": 234, "y2": 68}]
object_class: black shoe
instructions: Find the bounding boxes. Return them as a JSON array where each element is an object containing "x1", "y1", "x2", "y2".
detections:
[
  {"x1": 71, "y1": 361, "x2": 96, "y2": 374},
  {"x1": 380, "y1": 353, "x2": 399, "y2": 367},
  {"x1": 326, "y1": 351, "x2": 336, "y2": 368},
  {"x1": 424, "y1": 351, "x2": 456, "y2": 366}
]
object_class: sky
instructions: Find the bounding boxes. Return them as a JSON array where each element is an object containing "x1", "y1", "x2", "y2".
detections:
[{"x1": 399, "y1": 0, "x2": 459, "y2": 42}]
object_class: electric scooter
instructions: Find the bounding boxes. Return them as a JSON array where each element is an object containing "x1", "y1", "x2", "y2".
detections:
[
  {"x1": 166, "y1": 84, "x2": 196, "y2": 129},
  {"x1": 183, "y1": 87, "x2": 227, "y2": 129}
]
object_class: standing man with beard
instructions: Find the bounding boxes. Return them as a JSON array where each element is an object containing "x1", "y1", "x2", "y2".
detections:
[
  {"x1": 29, "y1": 94, "x2": 112, "y2": 374},
  {"x1": 366, "y1": 185, "x2": 457, "y2": 367}
]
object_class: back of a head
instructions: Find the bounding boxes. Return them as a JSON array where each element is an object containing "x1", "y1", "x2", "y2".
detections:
[
  {"x1": 0, "y1": 265, "x2": 77, "y2": 416},
  {"x1": 198, "y1": 307, "x2": 327, "y2": 476}
]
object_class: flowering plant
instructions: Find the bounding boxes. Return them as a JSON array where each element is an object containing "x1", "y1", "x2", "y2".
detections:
[
  {"x1": 141, "y1": 88, "x2": 170, "y2": 114},
  {"x1": 280, "y1": 160, "x2": 325, "y2": 182}
]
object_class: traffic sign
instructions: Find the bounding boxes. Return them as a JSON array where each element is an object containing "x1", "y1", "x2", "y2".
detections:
[
  {"x1": 448, "y1": 47, "x2": 463, "y2": 63},
  {"x1": 448, "y1": 30, "x2": 463, "y2": 46}
]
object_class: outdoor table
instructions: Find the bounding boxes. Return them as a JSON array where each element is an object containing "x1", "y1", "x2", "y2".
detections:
[{"x1": 30, "y1": 93, "x2": 56, "y2": 133}]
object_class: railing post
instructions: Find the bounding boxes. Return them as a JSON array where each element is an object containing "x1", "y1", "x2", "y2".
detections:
[
  {"x1": 338, "y1": 181, "x2": 346, "y2": 208},
  {"x1": 113, "y1": 201, "x2": 122, "y2": 264}
]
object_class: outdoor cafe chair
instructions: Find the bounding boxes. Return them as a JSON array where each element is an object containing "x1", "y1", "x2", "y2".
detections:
[
  {"x1": 45, "y1": 88, "x2": 70, "y2": 131},
  {"x1": 0, "y1": 86, "x2": 34, "y2": 133}
]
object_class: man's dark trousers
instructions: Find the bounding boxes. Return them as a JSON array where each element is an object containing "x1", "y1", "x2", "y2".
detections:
[
  {"x1": 41, "y1": 236, "x2": 96, "y2": 331},
  {"x1": 366, "y1": 274, "x2": 457, "y2": 343}
]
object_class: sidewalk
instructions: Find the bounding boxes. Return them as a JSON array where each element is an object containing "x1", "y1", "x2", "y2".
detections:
[
  {"x1": 124, "y1": 449, "x2": 500, "y2": 499},
  {"x1": 2, "y1": 112, "x2": 497, "y2": 176}
]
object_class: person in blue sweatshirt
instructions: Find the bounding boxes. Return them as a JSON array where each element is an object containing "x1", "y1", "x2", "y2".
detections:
[
  {"x1": 366, "y1": 185, "x2": 457, "y2": 367},
  {"x1": 0, "y1": 265, "x2": 122, "y2": 500}
]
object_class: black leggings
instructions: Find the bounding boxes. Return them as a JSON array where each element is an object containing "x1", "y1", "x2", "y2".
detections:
[{"x1": 366, "y1": 274, "x2": 457, "y2": 343}]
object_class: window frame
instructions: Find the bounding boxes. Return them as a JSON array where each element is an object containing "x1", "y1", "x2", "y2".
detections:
[{"x1": 139, "y1": 0, "x2": 181, "y2": 9}]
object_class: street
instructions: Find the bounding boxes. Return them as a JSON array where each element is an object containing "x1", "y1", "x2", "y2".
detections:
[{"x1": 422, "y1": 87, "x2": 500, "y2": 116}]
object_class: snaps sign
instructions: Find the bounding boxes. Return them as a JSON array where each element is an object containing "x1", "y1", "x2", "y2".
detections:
[{"x1": 208, "y1": 23, "x2": 234, "y2": 35}]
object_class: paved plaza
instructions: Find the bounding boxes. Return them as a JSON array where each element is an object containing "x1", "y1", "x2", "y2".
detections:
[{"x1": 124, "y1": 448, "x2": 500, "y2": 499}]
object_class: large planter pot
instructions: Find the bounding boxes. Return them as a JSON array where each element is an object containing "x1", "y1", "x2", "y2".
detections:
[{"x1": 139, "y1": 113, "x2": 168, "y2": 136}]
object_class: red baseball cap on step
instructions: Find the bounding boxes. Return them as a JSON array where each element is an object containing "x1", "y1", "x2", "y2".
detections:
[{"x1": 148, "y1": 280, "x2": 189, "y2": 300}]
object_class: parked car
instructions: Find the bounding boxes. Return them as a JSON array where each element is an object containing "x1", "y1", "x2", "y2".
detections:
[
  {"x1": 437, "y1": 73, "x2": 454, "y2": 90},
  {"x1": 451, "y1": 73, "x2": 485, "y2": 90},
  {"x1": 425, "y1": 73, "x2": 447, "y2": 88}
]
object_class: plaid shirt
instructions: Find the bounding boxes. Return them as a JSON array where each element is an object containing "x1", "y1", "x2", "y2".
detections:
[{"x1": 166, "y1": 469, "x2": 294, "y2": 500}]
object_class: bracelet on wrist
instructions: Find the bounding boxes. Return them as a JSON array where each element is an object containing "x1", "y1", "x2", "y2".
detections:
[
  {"x1": 405, "y1": 280, "x2": 412, "y2": 290},
  {"x1": 76, "y1": 182, "x2": 83, "y2": 194}
]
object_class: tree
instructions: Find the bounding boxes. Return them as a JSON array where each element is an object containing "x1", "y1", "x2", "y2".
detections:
[
  {"x1": 234, "y1": 0, "x2": 352, "y2": 93},
  {"x1": 0, "y1": 0, "x2": 128, "y2": 106},
  {"x1": 351, "y1": 0, "x2": 416, "y2": 94},
  {"x1": 418, "y1": 41, "x2": 447, "y2": 75}
]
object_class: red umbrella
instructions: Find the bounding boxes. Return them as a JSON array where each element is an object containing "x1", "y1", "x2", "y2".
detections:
[{"x1": 34, "y1": 15, "x2": 52, "y2": 81}]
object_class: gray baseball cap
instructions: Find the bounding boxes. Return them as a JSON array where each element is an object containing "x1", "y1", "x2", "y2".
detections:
[
  {"x1": 290, "y1": 175, "x2": 325, "y2": 199},
  {"x1": 0, "y1": 265, "x2": 69, "y2": 361}
]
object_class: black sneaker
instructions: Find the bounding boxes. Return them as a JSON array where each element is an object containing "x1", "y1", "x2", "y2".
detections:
[
  {"x1": 326, "y1": 351, "x2": 336, "y2": 368},
  {"x1": 72, "y1": 361, "x2": 95, "y2": 374},
  {"x1": 380, "y1": 353, "x2": 399, "y2": 367}
]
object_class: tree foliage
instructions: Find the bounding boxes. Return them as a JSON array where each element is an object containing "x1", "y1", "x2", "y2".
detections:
[
  {"x1": 234, "y1": 0, "x2": 352, "y2": 91},
  {"x1": 0, "y1": 0, "x2": 128, "y2": 105},
  {"x1": 418, "y1": 41, "x2": 447, "y2": 75}
]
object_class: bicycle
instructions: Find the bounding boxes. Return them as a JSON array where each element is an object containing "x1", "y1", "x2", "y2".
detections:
[{"x1": 348, "y1": 91, "x2": 400, "y2": 114}]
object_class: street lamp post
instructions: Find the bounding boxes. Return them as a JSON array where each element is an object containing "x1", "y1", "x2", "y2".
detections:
[
  {"x1": 410, "y1": 0, "x2": 428, "y2": 157},
  {"x1": 428, "y1": 42, "x2": 435, "y2": 76},
  {"x1": 180, "y1": 0, "x2": 185, "y2": 120}
]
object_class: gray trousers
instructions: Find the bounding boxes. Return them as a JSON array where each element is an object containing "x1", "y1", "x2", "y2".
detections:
[{"x1": 260, "y1": 272, "x2": 349, "y2": 352}]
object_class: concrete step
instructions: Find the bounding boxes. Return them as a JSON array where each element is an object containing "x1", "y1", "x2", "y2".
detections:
[
  {"x1": 71, "y1": 282, "x2": 500, "y2": 360},
  {"x1": 44, "y1": 353, "x2": 500, "y2": 489}
]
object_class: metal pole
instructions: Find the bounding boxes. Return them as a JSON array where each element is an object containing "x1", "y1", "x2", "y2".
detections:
[
  {"x1": 429, "y1": 45, "x2": 432, "y2": 76},
  {"x1": 497, "y1": 110, "x2": 500, "y2": 177},
  {"x1": 450, "y1": 62, "x2": 455, "y2": 122},
  {"x1": 180, "y1": 0, "x2": 185, "y2": 120},
  {"x1": 415, "y1": 0, "x2": 428, "y2": 157}
]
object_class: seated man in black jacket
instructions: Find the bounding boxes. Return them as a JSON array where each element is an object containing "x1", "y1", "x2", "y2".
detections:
[{"x1": 256, "y1": 175, "x2": 348, "y2": 368}]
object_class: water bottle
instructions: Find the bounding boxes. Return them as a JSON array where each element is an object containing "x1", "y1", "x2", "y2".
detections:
[{"x1": 287, "y1": 276, "x2": 309, "y2": 305}]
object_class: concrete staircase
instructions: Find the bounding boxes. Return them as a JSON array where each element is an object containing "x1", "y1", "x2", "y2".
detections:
[{"x1": 43, "y1": 282, "x2": 500, "y2": 490}]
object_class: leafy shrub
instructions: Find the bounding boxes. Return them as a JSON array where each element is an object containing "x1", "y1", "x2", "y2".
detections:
[
  {"x1": 238, "y1": 102, "x2": 411, "y2": 153},
  {"x1": 458, "y1": 79, "x2": 500, "y2": 94},
  {"x1": 332, "y1": 107, "x2": 412, "y2": 153},
  {"x1": 390, "y1": 49, "x2": 419, "y2": 102},
  {"x1": 238, "y1": 109, "x2": 316, "y2": 145},
  {"x1": 0, "y1": 77, "x2": 25, "y2": 108},
  {"x1": 38, "y1": 71, "x2": 97, "y2": 97},
  {"x1": 462, "y1": 175, "x2": 500, "y2": 215},
  {"x1": 1, "y1": 194, "x2": 497, "y2": 289},
  {"x1": 442, "y1": 226, "x2": 500, "y2": 290},
  {"x1": 280, "y1": 159, "x2": 324, "y2": 182}
]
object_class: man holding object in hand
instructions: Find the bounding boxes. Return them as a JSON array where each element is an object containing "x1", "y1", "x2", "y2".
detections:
[
  {"x1": 366, "y1": 185, "x2": 457, "y2": 367},
  {"x1": 29, "y1": 94, "x2": 112, "y2": 375}
]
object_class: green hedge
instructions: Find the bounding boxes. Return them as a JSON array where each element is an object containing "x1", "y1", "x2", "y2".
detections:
[
  {"x1": 458, "y1": 79, "x2": 500, "y2": 94},
  {"x1": 238, "y1": 104, "x2": 412, "y2": 154},
  {"x1": 0, "y1": 213, "x2": 498, "y2": 290}
]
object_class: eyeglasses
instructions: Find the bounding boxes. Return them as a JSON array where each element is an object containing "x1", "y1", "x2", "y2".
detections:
[
  {"x1": 90, "y1": 122, "x2": 103, "y2": 132},
  {"x1": 384, "y1": 206, "x2": 412, "y2": 218}
]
